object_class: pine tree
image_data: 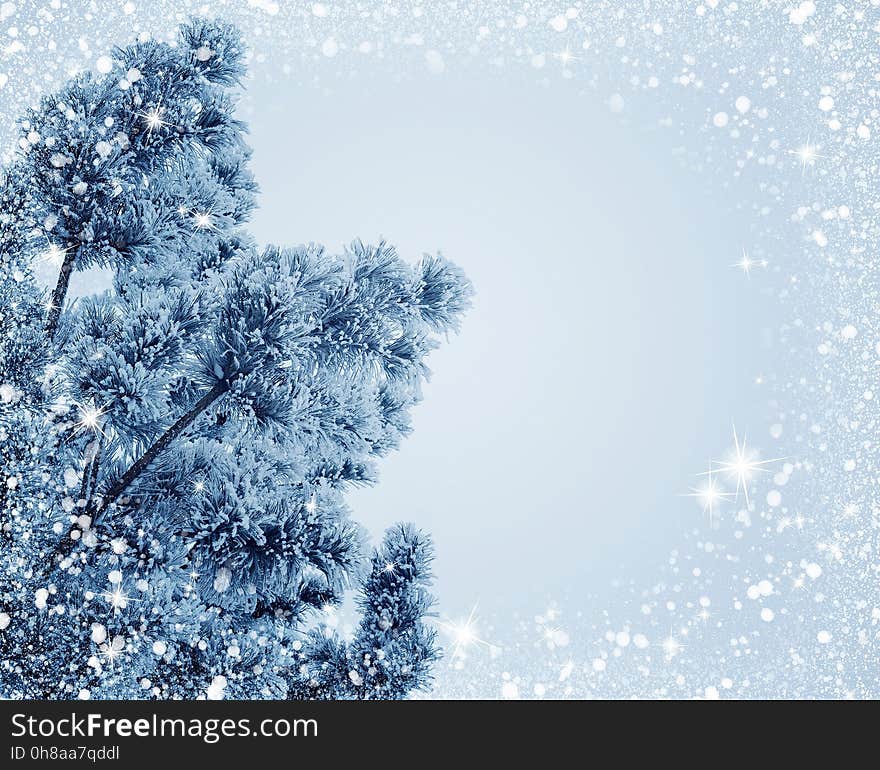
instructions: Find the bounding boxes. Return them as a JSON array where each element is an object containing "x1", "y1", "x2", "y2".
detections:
[{"x1": 0, "y1": 19, "x2": 470, "y2": 700}]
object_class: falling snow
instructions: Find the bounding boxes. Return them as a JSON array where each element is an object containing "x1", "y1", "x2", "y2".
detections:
[{"x1": 1, "y1": 0, "x2": 878, "y2": 698}]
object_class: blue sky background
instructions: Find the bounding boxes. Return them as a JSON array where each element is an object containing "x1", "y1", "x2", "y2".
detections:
[{"x1": 242, "y1": 71, "x2": 777, "y2": 614}]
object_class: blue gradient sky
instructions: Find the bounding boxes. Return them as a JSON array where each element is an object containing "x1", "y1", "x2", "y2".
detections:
[{"x1": 242, "y1": 71, "x2": 778, "y2": 615}]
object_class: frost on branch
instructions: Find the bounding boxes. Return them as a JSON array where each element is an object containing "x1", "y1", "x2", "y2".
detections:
[
  {"x1": 289, "y1": 524, "x2": 439, "y2": 700},
  {"x1": 0, "y1": 19, "x2": 471, "y2": 700}
]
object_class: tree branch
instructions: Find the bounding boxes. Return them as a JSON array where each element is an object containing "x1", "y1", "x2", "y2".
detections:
[
  {"x1": 47, "y1": 381, "x2": 228, "y2": 571},
  {"x1": 77, "y1": 437, "x2": 102, "y2": 503},
  {"x1": 45, "y1": 244, "x2": 77, "y2": 339},
  {"x1": 94, "y1": 381, "x2": 227, "y2": 519},
  {"x1": 86, "y1": 436, "x2": 104, "y2": 504}
]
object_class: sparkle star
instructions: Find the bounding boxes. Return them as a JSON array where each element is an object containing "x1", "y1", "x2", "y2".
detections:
[
  {"x1": 100, "y1": 585, "x2": 134, "y2": 613},
  {"x1": 732, "y1": 249, "x2": 767, "y2": 277},
  {"x1": 661, "y1": 635, "x2": 684, "y2": 659},
  {"x1": 98, "y1": 642, "x2": 122, "y2": 666},
  {"x1": 40, "y1": 241, "x2": 69, "y2": 268},
  {"x1": 555, "y1": 47, "x2": 576, "y2": 65},
  {"x1": 138, "y1": 106, "x2": 167, "y2": 133},
  {"x1": 438, "y1": 605, "x2": 491, "y2": 661},
  {"x1": 192, "y1": 211, "x2": 215, "y2": 230},
  {"x1": 684, "y1": 466, "x2": 734, "y2": 525},
  {"x1": 788, "y1": 141, "x2": 823, "y2": 173},
  {"x1": 707, "y1": 424, "x2": 784, "y2": 507},
  {"x1": 74, "y1": 402, "x2": 107, "y2": 437},
  {"x1": 383, "y1": 561, "x2": 397, "y2": 574}
]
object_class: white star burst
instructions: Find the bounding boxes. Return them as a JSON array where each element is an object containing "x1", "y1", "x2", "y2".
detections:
[
  {"x1": 97, "y1": 636, "x2": 125, "y2": 667},
  {"x1": 73, "y1": 402, "x2": 107, "y2": 437},
  {"x1": 555, "y1": 47, "x2": 576, "y2": 65},
  {"x1": 731, "y1": 248, "x2": 767, "y2": 277},
  {"x1": 708, "y1": 424, "x2": 784, "y2": 507},
  {"x1": 438, "y1": 605, "x2": 492, "y2": 661},
  {"x1": 192, "y1": 211, "x2": 215, "y2": 230},
  {"x1": 40, "y1": 241, "x2": 69, "y2": 268},
  {"x1": 138, "y1": 106, "x2": 167, "y2": 133},
  {"x1": 99, "y1": 585, "x2": 138, "y2": 614},
  {"x1": 661, "y1": 634, "x2": 684, "y2": 659},
  {"x1": 684, "y1": 466, "x2": 734, "y2": 524},
  {"x1": 788, "y1": 141, "x2": 824, "y2": 173}
]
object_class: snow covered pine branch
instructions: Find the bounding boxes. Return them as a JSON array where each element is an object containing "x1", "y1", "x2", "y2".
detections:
[{"x1": 0, "y1": 19, "x2": 471, "y2": 700}]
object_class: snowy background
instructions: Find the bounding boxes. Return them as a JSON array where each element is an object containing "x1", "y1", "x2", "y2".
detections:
[{"x1": 3, "y1": 0, "x2": 877, "y2": 698}]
